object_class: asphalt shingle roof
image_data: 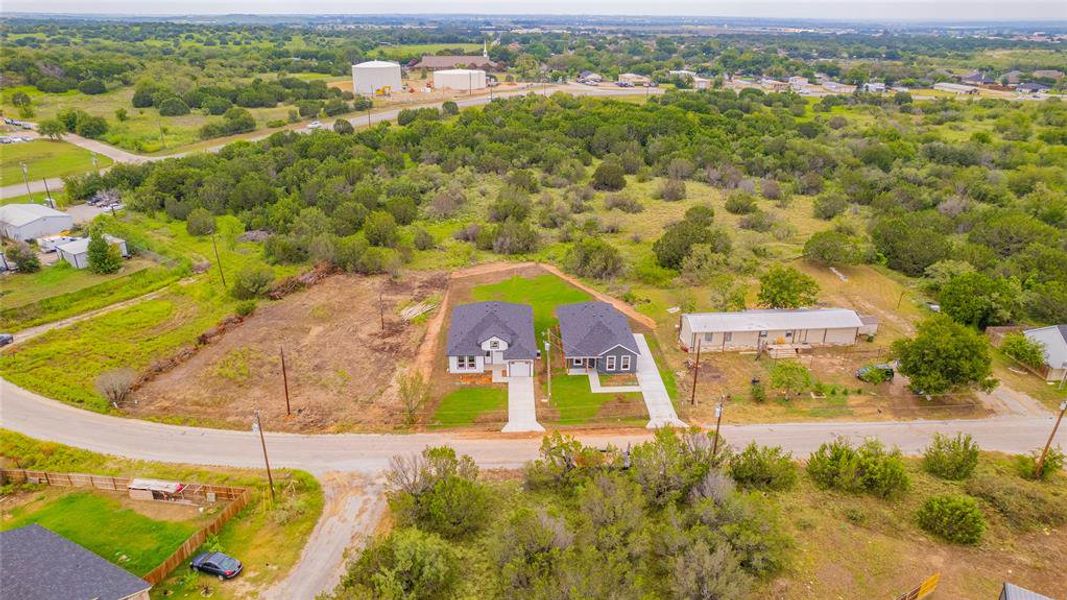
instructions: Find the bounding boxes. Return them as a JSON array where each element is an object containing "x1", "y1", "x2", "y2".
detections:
[
  {"x1": 0, "y1": 524, "x2": 151, "y2": 600},
  {"x1": 556, "y1": 302, "x2": 638, "y2": 357},
  {"x1": 446, "y1": 302, "x2": 536, "y2": 360}
]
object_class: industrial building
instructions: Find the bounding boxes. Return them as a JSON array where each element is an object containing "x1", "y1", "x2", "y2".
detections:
[
  {"x1": 0, "y1": 203, "x2": 73, "y2": 241},
  {"x1": 433, "y1": 69, "x2": 487, "y2": 91},
  {"x1": 351, "y1": 60, "x2": 403, "y2": 96}
]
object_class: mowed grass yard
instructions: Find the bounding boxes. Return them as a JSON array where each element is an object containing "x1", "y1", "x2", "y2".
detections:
[
  {"x1": 1, "y1": 490, "x2": 198, "y2": 576},
  {"x1": 471, "y1": 273, "x2": 592, "y2": 344},
  {"x1": 545, "y1": 372, "x2": 645, "y2": 425},
  {"x1": 0, "y1": 139, "x2": 113, "y2": 186},
  {"x1": 431, "y1": 386, "x2": 508, "y2": 427}
]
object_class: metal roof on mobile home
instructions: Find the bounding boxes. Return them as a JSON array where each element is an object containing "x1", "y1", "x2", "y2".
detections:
[{"x1": 682, "y1": 308, "x2": 864, "y2": 333}]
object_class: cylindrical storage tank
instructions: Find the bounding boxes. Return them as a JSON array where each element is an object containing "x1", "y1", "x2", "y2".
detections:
[
  {"x1": 352, "y1": 60, "x2": 403, "y2": 96},
  {"x1": 433, "y1": 69, "x2": 487, "y2": 91}
]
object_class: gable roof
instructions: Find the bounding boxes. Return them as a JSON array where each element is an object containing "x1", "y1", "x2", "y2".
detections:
[
  {"x1": 0, "y1": 203, "x2": 70, "y2": 227},
  {"x1": 683, "y1": 308, "x2": 863, "y2": 333},
  {"x1": 411, "y1": 55, "x2": 496, "y2": 70},
  {"x1": 0, "y1": 524, "x2": 152, "y2": 600},
  {"x1": 557, "y1": 302, "x2": 638, "y2": 357},
  {"x1": 447, "y1": 302, "x2": 536, "y2": 360},
  {"x1": 1000, "y1": 582, "x2": 1054, "y2": 600},
  {"x1": 1024, "y1": 325, "x2": 1067, "y2": 370}
]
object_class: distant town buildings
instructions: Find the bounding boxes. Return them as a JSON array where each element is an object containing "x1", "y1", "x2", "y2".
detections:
[{"x1": 933, "y1": 82, "x2": 979, "y2": 95}]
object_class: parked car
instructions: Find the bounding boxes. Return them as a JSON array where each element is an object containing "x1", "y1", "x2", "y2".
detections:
[
  {"x1": 0, "y1": 333, "x2": 14, "y2": 347},
  {"x1": 190, "y1": 552, "x2": 243, "y2": 580},
  {"x1": 856, "y1": 364, "x2": 894, "y2": 383},
  {"x1": 307, "y1": 120, "x2": 323, "y2": 130}
]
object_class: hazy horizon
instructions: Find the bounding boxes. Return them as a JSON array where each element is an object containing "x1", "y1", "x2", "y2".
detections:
[{"x1": 3, "y1": 1, "x2": 1066, "y2": 23}]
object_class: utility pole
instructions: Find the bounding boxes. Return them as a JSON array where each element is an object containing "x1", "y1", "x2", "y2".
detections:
[
  {"x1": 280, "y1": 347, "x2": 291, "y2": 417},
  {"x1": 544, "y1": 329, "x2": 552, "y2": 400},
  {"x1": 253, "y1": 410, "x2": 276, "y2": 503},
  {"x1": 211, "y1": 234, "x2": 227, "y2": 288},
  {"x1": 42, "y1": 178, "x2": 53, "y2": 204},
  {"x1": 20, "y1": 162, "x2": 31, "y2": 197},
  {"x1": 689, "y1": 337, "x2": 702, "y2": 406},
  {"x1": 1035, "y1": 400, "x2": 1067, "y2": 479},
  {"x1": 711, "y1": 399, "x2": 725, "y2": 455},
  {"x1": 896, "y1": 289, "x2": 906, "y2": 309}
]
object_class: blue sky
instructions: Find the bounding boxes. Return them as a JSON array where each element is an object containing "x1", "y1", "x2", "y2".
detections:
[{"x1": 4, "y1": 1, "x2": 1066, "y2": 21}]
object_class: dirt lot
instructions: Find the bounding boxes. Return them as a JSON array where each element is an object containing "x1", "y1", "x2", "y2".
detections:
[{"x1": 131, "y1": 272, "x2": 447, "y2": 432}]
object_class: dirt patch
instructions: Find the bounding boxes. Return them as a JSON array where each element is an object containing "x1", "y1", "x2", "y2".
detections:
[{"x1": 130, "y1": 272, "x2": 446, "y2": 432}]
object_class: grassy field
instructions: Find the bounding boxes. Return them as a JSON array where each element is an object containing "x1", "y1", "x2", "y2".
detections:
[
  {"x1": 0, "y1": 140, "x2": 112, "y2": 186},
  {"x1": 471, "y1": 273, "x2": 592, "y2": 344},
  {"x1": 0, "y1": 257, "x2": 154, "y2": 308},
  {"x1": 431, "y1": 386, "x2": 508, "y2": 427},
  {"x1": 1, "y1": 490, "x2": 198, "y2": 576},
  {"x1": 0, "y1": 429, "x2": 324, "y2": 599}
]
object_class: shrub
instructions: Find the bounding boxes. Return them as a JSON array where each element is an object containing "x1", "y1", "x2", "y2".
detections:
[
  {"x1": 87, "y1": 229, "x2": 121, "y2": 274},
  {"x1": 1000, "y1": 333, "x2": 1046, "y2": 371},
  {"x1": 95, "y1": 368, "x2": 137, "y2": 406},
  {"x1": 769, "y1": 361, "x2": 813, "y2": 396},
  {"x1": 592, "y1": 161, "x2": 626, "y2": 191},
  {"x1": 235, "y1": 300, "x2": 257, "y2": 317},
  {"x1": 749, "y1": 381, "x2": 766, "y2": 403},
  {"x1": 413, "y1": 228, "x2": 435, "y2": 251},
  {"x1": 922, "y1": 433, "x2": 980, "y2": 480},
  {"x1": 729, "y1": 443, "x2": 798, "y2": 491},
  {"x1": 565, "y1": 237, "x2": 623, "y2": 279},
  {"x1": 441, "y1": 101, "x2": 459, "y2": 115},
  {"x1": 1015, "y1": 447, "x2": 1065, "y2": 482},
  {"x1": 965, "y1": 474, "x2": 1067, "y2": 530},
  {"x1": 74, "y1": 115, "x2": 108, "y2": 139},
  {"x1": 657, "y1": 178, "x2": 687, "y2": 201},
  {"x1": 333, "y1": 119, "x2": 354, "y2": 134},
  {"x1": 917, "y1": 494, "x2": 986, "y2": 545},
  {"x1": 364, "y1": 211, "x2": 398, "y2": 247},
  {"x1": 806, "y1": 439, "x2": 909, "y2": 498},
  {"x1": 603, "y1": 193, "x2": 644, "y2": 213},
  {"x1": 340, "y1": 527, "x2": 459, "y2": 599},
  {"x1": 5, "y1": 242, "x2": 41, "y2": 273},
  {"x1": 724, "y1": 192, "x2": 758, "y2": 215},
  {"x1": 185, "y1": 208, "x2": 216, "y2": 236},
  {"x1": 157, "y1": 97, "x2": 191, "y2": 116},
  {"x1": 738, "y1": 210, "x2": 775, "y2": 232},
  {"x1": 231, "y1": 264, "x2": 275, "y2": 299},
  {"x1": 78, "y1": 79, "x2": 106, "y2": 95}
]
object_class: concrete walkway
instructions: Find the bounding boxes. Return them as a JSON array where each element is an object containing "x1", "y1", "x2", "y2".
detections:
[
  {"x1": 581, "y1": 369, "x2": 642, "y2": 394},
  {"x1": 632, "y1": 333, "x2": 687, "y2": 429},
  {"x1": 502, "y1": 375, "x2": 544, "y2": 433}
]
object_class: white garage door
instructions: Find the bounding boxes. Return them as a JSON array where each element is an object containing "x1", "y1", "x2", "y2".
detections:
[{"x1": 508, "y1": 361, "x2": 532, "y2": 377}]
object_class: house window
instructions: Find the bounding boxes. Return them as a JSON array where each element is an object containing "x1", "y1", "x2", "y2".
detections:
[
  {"x1": 723, "y1": 332, "x2": 733, "y2": 342},
  {"x1": 759, "y1": 331, "x2": 768, "y2": 338},
  {"x1": 458, "y1": 356, "x2": 476, "y2": 369},
  {"x1": 620, "y1": 355, "x2": 631, "y2": 371},
  {"x1": 572, "y1": 358, "x2": 583, "y2": 367},
  {"x1": 489, "y1": 340, "x2": 500, "y2": 350},
  {"x1": 785, "y1": 331, "x2": 793, "y2": 338},
  {"x1": 703, "y1": 332, "x2": 714, "y2": 343},
  {"x1": 606, "y1": 355, "x2": 617, "y2": 371}
]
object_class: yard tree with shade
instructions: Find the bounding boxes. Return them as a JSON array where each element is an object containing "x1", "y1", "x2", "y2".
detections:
[
  {"x1": 757, "y1": 265, "x2": 819, "y2": 309},
  {"x1": 891, "y1": 315, "x2": 995, "y2": 396}
]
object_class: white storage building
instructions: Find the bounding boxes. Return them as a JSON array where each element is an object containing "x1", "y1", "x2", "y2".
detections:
[
  {"x1": 433, "y1": 69, "x2": 487, "y2": 91},
  {"x1": 352, "y1": 60, "x2": 403, "y2": 96},
  {"x1": 678, "y1": 308, "x2": 864, "y2": 352},
  {"x1": 0, "y1": 203, "x2": 73, "y2": 241},
  {"x1": 57, "y1": 235, "x2": 129, "y2": 269}
]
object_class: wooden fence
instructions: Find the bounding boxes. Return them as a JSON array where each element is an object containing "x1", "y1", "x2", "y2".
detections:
[{"x1": 1, "y1": 469, "x2": 252, "y2": 585}]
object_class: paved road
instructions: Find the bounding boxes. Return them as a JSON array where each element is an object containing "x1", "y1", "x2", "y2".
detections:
[{"x1": 4, "y1": 378, "x2": 1062, "y2": 474}]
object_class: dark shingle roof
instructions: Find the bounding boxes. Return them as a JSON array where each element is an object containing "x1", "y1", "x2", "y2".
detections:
[
  {"x1": 556, "y1": 302, "x2": 638, "y2": 357},
  {"x1": 0, "y1": 524, "x2": 152, "y2": 600},
  {"x1": 446, "y1": 302, "x2": 536, "y2": 360}
]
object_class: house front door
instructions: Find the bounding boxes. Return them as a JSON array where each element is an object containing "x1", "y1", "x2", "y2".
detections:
[{"x1": 492, "y1": 350, "x2": 504, "y2": 364}]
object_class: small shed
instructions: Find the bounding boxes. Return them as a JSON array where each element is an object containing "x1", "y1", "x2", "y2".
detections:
[
  {"x1": 56, "y1": 235, "x2": 129, "y2": 269},
  {"x1": 128, "y1": 478, "x2": 186, "y2": 501}
]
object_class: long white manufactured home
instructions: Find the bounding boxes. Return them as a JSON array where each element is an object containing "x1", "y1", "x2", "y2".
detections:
[{"x1": 678, "y1": 308, "x2": 864, "y2": 352}]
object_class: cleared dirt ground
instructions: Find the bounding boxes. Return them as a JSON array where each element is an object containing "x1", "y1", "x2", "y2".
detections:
[{"x1": 131, "y1": 272, "x2": 446, "y2": 432}]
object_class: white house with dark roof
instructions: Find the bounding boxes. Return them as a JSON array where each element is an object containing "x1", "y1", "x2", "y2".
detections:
[
  {"x1": 0, "y1": 524, "x2": 152, "y2": 600},
  {"x1": 557, "y1": 301, "x2": 639, "y2": 374},
  {"x1": 1023, "y1": 325, "x2": 1067, "y2": 383},
  {"x1": 446, "y1": 301, "x2": 536, "y2": 378},
  {"x1": 679, "y1": 308, "x2": 864, "y2": 352}
]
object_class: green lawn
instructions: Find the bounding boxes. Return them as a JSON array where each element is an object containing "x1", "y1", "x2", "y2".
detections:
[
  {"x1": 431, "y1": 385, "x2": 508, "y2": 427},
  {"x1": 547, "y1": 372, "x2": 645, "y2": 425},
  {"x1": 1, "y1": 490, "x2": 197, "y2": 576},
  {"x1": 472, "y1": 274, "x2": 591, "y2": 344},
  {"x1": 0, "y1": 140, "x2": 112, "y2": 186},
  {"x1": 0, "y1": 257, "x2": 154, "y2": 309}
]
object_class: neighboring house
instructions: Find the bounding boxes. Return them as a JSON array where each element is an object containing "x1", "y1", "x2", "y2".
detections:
[
  {"x1": 446, "y1": 301, "x2": 537, "y2": 377},
  {"x1": 1003, "y1": 70, "x2": 1024, "y2": 84},
  {"x1": 678, "y1": 308, "x2": 864, "y2": 352},
  {"x1": 1017, "y1": 82, "x2": 1051, "y2": 94},
  {"x1": 57, "y1": 235, "x2": 129, "y2": 269},
  {"x1": 961, "y1": 71, "x2": 995, "y2": 85},
  {"x1": 933, "y1": 82, "x2": 979, "y2": 94},
  {"x1": 0, "y1": 203, "x2": 73, "y2": 241},
  {"x1": 0, "y1": 524, "x2": 152, "y2": 600},
  {"x1": 617, "y1": 73, "x2": 651, "y2": 86},
  {"x1": 1023, "y1": 325, "x2": 1067, "y2": 383},
  {"x1": 862, "y1": 82, "x2": 887, "y2": 93},
  {"x1": 411, "y1": 55, "x2": 497, "y2": 71},
  {"x1": 557, "y1": 301, "x2": 639, "y2": 374},
  {"x1": 579, "y1": 70, "x2": 604, "y2": 82},
  {"x1": 760, "y1": 78, "x2": 789, "y2": 92}
]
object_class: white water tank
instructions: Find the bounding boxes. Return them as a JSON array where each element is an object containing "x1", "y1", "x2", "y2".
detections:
[
  {"x1": 433, "y1": 69, "x2": 487, "y2": 91},
  {"x1": 352, "y1": 60, "x2": 402, "y2": 96}
]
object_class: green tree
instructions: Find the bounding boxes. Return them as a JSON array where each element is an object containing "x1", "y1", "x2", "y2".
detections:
[
  {"x1": 769, "y1": 361, "x2": 814, "y2": 395},
  {"x1": 803, "y1": 230, "x2": 863, "y2": 266},
  {"x1": 592, "y1": 161, "x2": 626, "y2": 191},
  {"x1": 892, "y1": 315, "x2": 994, "y2": 395},
  {"x1": 757, "y1": 265, "x2": 819, "y2": 309},
  {"x1": 37, "y1": 118, "x2": 66, "y2": 140},
  {"x1": 87, "y1": 229, "x2": 121, "y2": 274},
  {"x1": 340, "y1": 528, "x2": 459, "y2": 599},
  {"x1": 729, "y1": 443, "x2": 798, "y2": 491},
  {"x1": 231, "y1": 264, "x2": 275, "y2": 299},
  {"x1": 74, "y1": 115, "x2": 109, "y2": 139},
  {"x1": 5, "y1": 242, "x2": 41, "y2": 273},
  {"x1": 333, "y1": 119, "x2": 354, "y2": 134},
  {"x1": 185, "y1": 207, "x2": 216, "y2": 236},
  {"x1": 939, "y1": 272, "x2": 1019, "y2": 329},
  {"x1": 917, "y1": 494, "x2": 986, "y2": 545},
  {"x1": 364, "y1": 211, "x2": 398, "y2": 247},
  {"x1": 1000, "y1": 333, "x2": 1046, "y2": 371},
  {"x1": 565, "y1": 237, "x2": 623, "y2": 279}
]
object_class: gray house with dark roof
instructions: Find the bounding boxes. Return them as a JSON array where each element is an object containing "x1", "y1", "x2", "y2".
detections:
[
  {"x1": 446, "y1": 301, "x2": 537, "y2": 378},
  {"x1": 0, "y1": 524, "x2": 152, "y2": 600},
  {"x1": 557, "y1": 302, "x2": 639, "y2": 374}
]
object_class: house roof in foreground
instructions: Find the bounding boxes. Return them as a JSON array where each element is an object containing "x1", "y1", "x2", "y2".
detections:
[
  {"x1": 447, "y1": 301, "x2": 536, "y2": 360},
  {"x1": 682, "y1": 308, "x2": 863, "y2": 333},
  {"x1": 1024, "y1": 325, "x2": 1067, "y2": 369},
  {"x1": 0, "y1": 524, "x2": 151, "y2": 600},
  {"x1": 556, "y1": 301, "x2": 638, "y2": 357}
]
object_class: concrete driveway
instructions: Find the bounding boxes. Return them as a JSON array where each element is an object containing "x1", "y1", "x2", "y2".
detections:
[
  {"x1": 633, "y1": 334, "x2": 687, "y2": 429},
  {"x1": 502, "y1": 375, "x2": 544, "y2": 433}
]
